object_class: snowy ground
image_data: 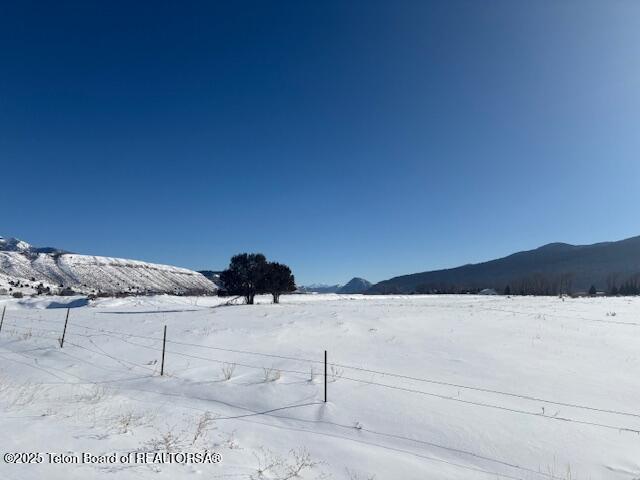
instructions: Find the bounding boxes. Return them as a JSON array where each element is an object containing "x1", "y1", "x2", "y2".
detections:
[{"x1": 0, "y1": 294, "x2": 639, "y2": 480}]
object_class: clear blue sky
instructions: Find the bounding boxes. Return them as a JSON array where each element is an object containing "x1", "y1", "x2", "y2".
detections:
[{"x1": 1, "y1": 1, "x2": 639, "y2": 285}]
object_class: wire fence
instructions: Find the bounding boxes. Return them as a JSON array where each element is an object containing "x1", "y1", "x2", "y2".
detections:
[
  {"x1": 1, "y1": 307, "x2": 639, "y2": 432},
  {"x1": 0, "y1": 305, "x2": 639, "y2": 480}
]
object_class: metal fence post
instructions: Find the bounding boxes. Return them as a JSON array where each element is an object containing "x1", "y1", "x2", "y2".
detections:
[
  {"x1": 0, "y1": 305, "x2": 5, "y2": 334},
  {"x1": 59, "y1": 308, "x2": 70, "y2": 348},
  {"x1": 160, "y1": 325, "x2": 167, "y2": 376},
  {"x1": 324, "y1": 350, "x2": 327, "y2": 403}
]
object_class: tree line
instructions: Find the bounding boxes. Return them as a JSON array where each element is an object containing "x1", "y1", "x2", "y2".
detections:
[
  {"x1": 411, "y1": 271, "x2": 640, "y2": 297},
  {"x1": 606, "y1": 272, "x2": 640, "y2": 296},
  {"x1": 411, "y1": 272, "x2": 576, "y2": 296},
  {"x1": 220, "y1": 253, "x2": 296, "y2": 304}
]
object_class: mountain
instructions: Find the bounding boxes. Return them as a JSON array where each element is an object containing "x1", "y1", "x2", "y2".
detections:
[
  {"x1": 337, "y1": 277, "x2": 372, "y2": 294},
  {"x1": 0, "y1": 236, "x2": 216, "y2": 296},
  {"x1": 298, "y1": 278, "x2": 372, "y2": 294},
  {"x1": 0, "y1": 237, "x2": 31, "y2": 252},
  {"x1": 198, "y1": 270, "x2": 224, "y2": 288},
  {"x1": 0, "y1": 237, "x2": 67, "y2": 254},
  {"x1": 368, "y1": 235, "x2": 640, "y2": 295},
  {"x1": 297, "y1": 283, "x2": 342, "y2": 294}
]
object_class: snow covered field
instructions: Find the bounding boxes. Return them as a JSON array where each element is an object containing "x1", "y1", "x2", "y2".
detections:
[{"x1": 0, "y1": 294, "x2": 638, "y2": 480}]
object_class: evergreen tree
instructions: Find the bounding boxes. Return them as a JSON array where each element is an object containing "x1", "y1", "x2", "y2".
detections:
[
  {"x1": 588, "y1": 285, "x2": 597, "y2": 296},
  {"x1": 263, "y1": 262, "x2": 296, "y2": 304},
  {"x1": 220, "y1": 253, "x2": 268, "y2": 304},
  {"x1": 503, "y1": 285, "x2": 511, "y2": 296}
]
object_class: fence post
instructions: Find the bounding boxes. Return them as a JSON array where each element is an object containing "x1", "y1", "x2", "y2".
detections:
[
  {"x1": 324, "y1": 350, "x2": 327, "y2": 403},
  {"x1": 160, "y1": 325, "x2": 167, "y2": 376},
  {"x1": 0, "y1": 305, "x2": 5, "y2": 334},
  {"x1": 59, "y1": 308, "x2": 70, "y2": 348}
]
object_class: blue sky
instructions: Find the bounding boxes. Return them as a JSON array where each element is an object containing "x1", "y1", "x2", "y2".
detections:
[{"x1": 1, "y1": 1, "x2": 640, "y2": 285}]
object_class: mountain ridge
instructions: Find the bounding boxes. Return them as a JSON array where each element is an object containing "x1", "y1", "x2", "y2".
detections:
[
  {"x1": 368, "y1": 235, "x2": 640, "y2": 294},
  {"x1": 0, "y1": 236, "x2": 216, "y2": 296}
]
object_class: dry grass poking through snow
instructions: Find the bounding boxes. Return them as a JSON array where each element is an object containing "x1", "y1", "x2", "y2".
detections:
[{"x1": 250, "y1": 447, "x2": 327, "y2": 480}]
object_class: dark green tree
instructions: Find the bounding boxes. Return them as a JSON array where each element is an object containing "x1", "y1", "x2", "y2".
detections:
[
  {"x1": 263, "y1": 262, "x2": 296, "y2": 303},
  {"x1": 220, "y1": 253, "x2": 268, "y2": 304},
  {"x1": 621, "y1": 283, "x2": 628, "y2": 295},
  {"x1": 503, "y1": 285, "x2": 511, "y2": 296},
  {"x1": 588, "y1": 285, "x2": 597, "y2": 296}
]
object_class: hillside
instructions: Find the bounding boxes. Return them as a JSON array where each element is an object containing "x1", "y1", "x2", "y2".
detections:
[
  {"x1": 369, "y1": 235, "x2": 640, "y2": 294},
  {"x1": 0, "y1": 237, "x2": 216, "y2": 296}
]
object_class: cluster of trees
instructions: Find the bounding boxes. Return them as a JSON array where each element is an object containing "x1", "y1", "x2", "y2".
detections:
[
  {"x1": 504, "y1": 272, "x2": 575, "y2": 296},
  {"x1": 612, "y1": 283, "x2": 640, "y2": 295},
  {"x1": 498, "y1": 272, "x2": 640, "y2": 297},
  {"x1": 413, "y1": 284, "x2": 486, "y2": 295},
  {"x1": 220, "y1": 253, "x2": 296, "y2": 304},
  {"x1": 607, "y1": 273, "x2": 640, "y2": 296},
  {"x1": 412, "y1": 271, "x2": 640, "y2": 297},
  {"x1": 413, "y1": 272, "x2": 576, "y2": 296}
]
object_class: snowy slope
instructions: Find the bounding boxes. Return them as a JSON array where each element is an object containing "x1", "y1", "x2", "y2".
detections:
[
  {"x1": 0, "y1": 294, "x2": 638, "y2": 480},
  {"x1": 0, "y1": 237, "x2": 215, "y2": 295}
]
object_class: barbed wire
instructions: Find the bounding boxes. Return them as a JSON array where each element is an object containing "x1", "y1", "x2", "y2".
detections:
[
  {"x1": 0, "y1": 343, "x2": 545, "y2": 480},
  {"x1": 57, "y1": 319, "x2": 640, "y2": 421},
  {"x1": 2, "y1": 312, "x2": 640, "y2": 435}
]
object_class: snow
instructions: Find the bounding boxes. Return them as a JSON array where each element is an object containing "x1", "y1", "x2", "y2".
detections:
[
  {"x1": 12, "y1": 295, "x2": 90, "y2": 309},
  {"x1": 0, "y1": 294, "x2": 639, "y2": 479},
  {"x1": 0, "y1": 237, "x2": 32, "y2": 253},
  {"x1": 0, "y1": 250, "x2": 215, "y2": 295}
]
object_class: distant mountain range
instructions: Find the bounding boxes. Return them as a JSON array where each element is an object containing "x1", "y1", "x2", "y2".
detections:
[
  {"x1": 6, "y1": 234, "x2": 639, "y2": 298},
  {"x1": 0, "y1": 236, "x2": 216, "y2": 296},
  {"x1": 297, "y1": 283, "x2": 342, "y2": 294},
  {"x1": 368, "y1": 235, "x2": 640, "y2": 294},
  {"x1": 299, "y1": 277, "x2": 372, "y2": 294},
  {"x1": 197, "y1": 270, "x2": 223, "y2": 288}
]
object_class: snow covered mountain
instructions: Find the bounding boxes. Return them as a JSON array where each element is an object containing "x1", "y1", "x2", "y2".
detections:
[
  {"x1": 297, "y1": 283, "x2": 342, "y2": 294},
  {"x1": 0, "y1": 237, "x2": 216, "y2": 296},
  {"x1": 0, "y1": 237, "x2": 35, "y2": 253},
  {"x1": 299, "y1": 278, "x2": 372, "y2": 294}
]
